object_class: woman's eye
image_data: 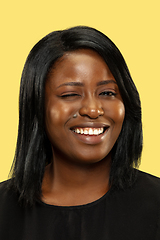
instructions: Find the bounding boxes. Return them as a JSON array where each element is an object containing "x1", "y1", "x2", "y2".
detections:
[
  {"x1": 61, "y1": 93, "x2": 80, "y2": 98},
  {"x1": 100, "y1": 91, "x2": 116, "y2": 97}
]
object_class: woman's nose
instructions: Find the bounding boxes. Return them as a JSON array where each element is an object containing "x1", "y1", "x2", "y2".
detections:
[{"x1": 79, "y1": 99, "x2": 104, "y2": 119}]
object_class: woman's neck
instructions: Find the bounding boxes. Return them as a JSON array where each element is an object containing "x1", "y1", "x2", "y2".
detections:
[{"x1": 41, "y1": 154, "x2": 111, "y2": 206}]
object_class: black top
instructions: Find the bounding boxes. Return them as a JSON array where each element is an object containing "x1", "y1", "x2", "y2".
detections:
[{"x1": 0, "y1": 170, "x2": 160, "y2": 240}]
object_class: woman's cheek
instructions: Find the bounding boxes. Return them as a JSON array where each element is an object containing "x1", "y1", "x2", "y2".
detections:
[{"x1": 105, "y1": 101, "x2": 125, "y2": 123}]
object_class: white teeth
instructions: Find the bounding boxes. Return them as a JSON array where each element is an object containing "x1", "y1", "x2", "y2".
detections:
[
  {"x1": 77, "y1": 129, "x2": 80, "y2": 134},
  {"x1": 100, "y1": 127, "x2": 103, "y2": 134},
  {"x1": 74, "y1": 127, "x2": 104, "y2": 135},
  {"x1": 83, "y1": 129, "x2": 88, "y2": 134},
  {"x1": 89, "y1": 129, "x2": 94, "y2": 135},
  {"x1": 94, "y1": 129, "x2": 99, "y2": 135},
  {"x1": 80, "y1": 129, "x2": 83, "y2": 134}
]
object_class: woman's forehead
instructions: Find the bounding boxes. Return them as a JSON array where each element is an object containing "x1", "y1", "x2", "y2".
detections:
[{"x1": 47, "y1": 49, "x2": 115, "y2": 86}]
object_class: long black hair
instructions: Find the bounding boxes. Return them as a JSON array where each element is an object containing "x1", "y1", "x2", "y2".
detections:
[{"x1": 9, "y1": 26, "x2": 143, "y2": 205}]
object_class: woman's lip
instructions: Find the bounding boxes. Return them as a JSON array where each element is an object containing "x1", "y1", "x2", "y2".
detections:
[
  {"x1": 71, "y1": 127, "x2": 109, "y2": 145},
  {"x1": 70, "y1": 122, "x2": 110, "y2": 129}
]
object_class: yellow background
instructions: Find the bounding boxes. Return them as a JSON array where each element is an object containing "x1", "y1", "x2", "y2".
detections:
[{"x1": 0, "y1": 0, "x2": 160, "y2": 182}]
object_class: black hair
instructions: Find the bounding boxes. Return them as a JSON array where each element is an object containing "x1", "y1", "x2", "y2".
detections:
[{"x1": 9, "y1": 26, "x2": 142, "y2": 205}]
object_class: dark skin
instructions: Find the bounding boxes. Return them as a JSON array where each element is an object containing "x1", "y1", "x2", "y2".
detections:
[{"x1": 41, "y1": 49, "x2": 125, "y2": 206}]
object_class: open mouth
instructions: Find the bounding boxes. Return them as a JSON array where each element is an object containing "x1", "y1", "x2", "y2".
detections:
[{"x1": 72, "y1": 127, "x2": 108, "y2": 136}]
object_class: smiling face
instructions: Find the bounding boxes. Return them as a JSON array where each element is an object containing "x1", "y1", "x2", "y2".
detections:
[{"x1": 45, "y1": 49, "x2": 125, "y2": 165}]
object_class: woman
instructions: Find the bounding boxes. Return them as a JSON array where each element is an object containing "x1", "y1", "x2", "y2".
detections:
[{"x1": 0, "y1": 26, "x2": 159, "y2": 239}]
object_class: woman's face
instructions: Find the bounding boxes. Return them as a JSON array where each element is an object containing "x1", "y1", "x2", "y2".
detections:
[{"x1": 45, "y1": 49, "x2": 125, "y2": 164}]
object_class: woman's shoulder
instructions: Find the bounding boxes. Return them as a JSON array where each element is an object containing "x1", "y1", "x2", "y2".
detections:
[
  {"x1": 133, "y1": 170, "x2": 160, "y2": 199},
  {"x1": 110, "y1": 170, "x2": 160, "y2": 203},
  {"x1": 0, "y1": 179, "x2": 13, "y2": 193},
  {"x1": 0, "y1": 179, "x2": 11, "y2": 196},
  {"x1": 0, "y1": 179, "x2": 19, "y2": 208},
  {"x1": 0, "y1": 179, "x2": 10, "y2": 187},
  {"x1": 137, "y1": 170, "x2": 160, "y2": 187}
]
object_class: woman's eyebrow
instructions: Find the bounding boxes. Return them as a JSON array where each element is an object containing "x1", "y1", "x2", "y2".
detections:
[
  {"x1": 56, "y1": 79, "x2": 117, "y2": 89},
  {"x1": 56, "y1": 82, "x2": 84, "y2": 89},
  {"x1": 97, "y1": 80, "x2": 117, "y2": 86}
]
